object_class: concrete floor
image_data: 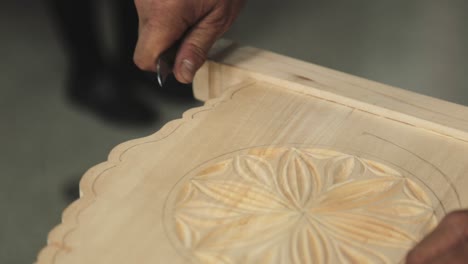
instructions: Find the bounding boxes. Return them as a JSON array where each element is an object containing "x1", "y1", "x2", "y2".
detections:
[{"x1": 1, "y1": 1, "x2": 467, "y2": 263}]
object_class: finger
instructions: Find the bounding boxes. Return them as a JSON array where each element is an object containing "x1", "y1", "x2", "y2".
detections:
[
  {"x1": 429, "y1": 241, "x2": 468, "y2": 264},
  {"x1": 406, "y1": 211, "x2": 468, "y2": 263},
  {"x1": 173, "y1": 8, "x2": 228, "y2": 83},
  {"x1": 133, "y1": 15, "x2": 187, "y2": 72}
]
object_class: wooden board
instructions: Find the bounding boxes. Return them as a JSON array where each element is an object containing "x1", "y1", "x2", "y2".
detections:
[{"x1": 37, "y1": 41, "x2": 468, "y2": 264}]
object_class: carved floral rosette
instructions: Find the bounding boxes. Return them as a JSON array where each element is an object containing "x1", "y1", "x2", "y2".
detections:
[{"x1": 169, "y1": 147, "x2": 437, "y2": 263}]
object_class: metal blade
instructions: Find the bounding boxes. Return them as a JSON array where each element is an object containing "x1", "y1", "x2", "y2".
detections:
[{"x1": 156, "y1": 43, "x2": 180, "y2": 87}]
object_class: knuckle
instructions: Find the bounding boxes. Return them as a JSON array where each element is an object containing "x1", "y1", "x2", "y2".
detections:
[
  {"x1": 186, "y1": 42, "x2": 207, "y2": 65},
  {"x1": 208, "y1": 14, "x2": 229, "y2": 28},
  {"x1": 204, "y1": 4, "x2": 231, "y2": 29},
  {"x1": 207, "y1": 12, "x2": 230, "y2": 29}
]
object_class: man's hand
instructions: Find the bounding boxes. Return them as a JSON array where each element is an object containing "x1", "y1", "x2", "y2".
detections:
[
  {"x1": 406, "y1": 210, "x2": 468, "y2": 263},
  {"x1": 133, "y1": 0, "x2": 245, "y2": 84}
]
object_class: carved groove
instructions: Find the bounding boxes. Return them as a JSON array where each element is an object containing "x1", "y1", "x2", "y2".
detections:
[{"x1": 171, "y1": 148, "x2": 437, "y2": 263}]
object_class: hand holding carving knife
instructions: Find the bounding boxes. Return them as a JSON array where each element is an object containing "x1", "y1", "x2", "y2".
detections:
[{"x1": 133, "y1": 0, "x2": 245, "y2": 86}]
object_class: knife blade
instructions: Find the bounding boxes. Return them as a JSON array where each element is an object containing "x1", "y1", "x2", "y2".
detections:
[{"x1": 156, "y1": 42, "x2": 180, "y2": 87}]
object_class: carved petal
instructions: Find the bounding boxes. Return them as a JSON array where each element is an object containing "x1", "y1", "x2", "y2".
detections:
[
  {"x1": 403, "y1": 178, "x2": 432, "y2": 205},
  {"x1": 366, "y1": 199, "x2": 434, "y2": 223},
  {"x1": 325, "y1": 156, "x2": 364, "y2": 186},
  {"x1": 277, "y1": 149, "x2": 318, "y2": 208},
  {"x1": 176, "y1": 211, "x2": 243, "y2": 230},
  {"x1": 364, "y1": 159, "x2": 402, "y2": 177},
  {"x1": 233, "y1": 155, "x2": 275, "y2": 189},
  {"x1": 315, "y1": 177, "x2": 405, "y2": 212},
  {"x1": 337, "y1": 243, "x2": 391, "y2": 264},
  {"x1": 175, "y1": 217, "x2": 200, "y2": 249},
  {"x1": 191, "y1": 180, "x2": 290, "y2": 212},
  {"x1": 194, "y1": 160, "x2": 230, "y2": 180},
  {"x1": 288, "y1": 222, "x2": 332, "y2": 263},
  {"x1": 174, "y1": 183, "x2": 196, "y2": 207},
  {"x1": 195, "y1": 213, "x2": 295, "y2": 250},
  {"x1": 303, "y1": 148, "x2": 343, "y2": 159},
  {"x1": 318, "y1": 212, "x2": 417, "y2": 248},
  {"x1": 176, "y1": 199, "x2": 246, "y2": 226},
  {"x1": 194, "y1": 252, "x2": 234, "y2": 264}
]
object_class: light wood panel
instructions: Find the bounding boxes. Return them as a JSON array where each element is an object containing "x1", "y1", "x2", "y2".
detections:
[
  {"x1": 37, "y1": 43, "x2": 468, "y2": 264},
  {"x1": 194, "y1": 40, "x2": 468, "y2": 143}
]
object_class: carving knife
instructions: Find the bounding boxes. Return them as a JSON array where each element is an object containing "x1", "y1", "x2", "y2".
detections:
[{"x1": 156, "y1": 41, "x2": 180, "y2": 87}]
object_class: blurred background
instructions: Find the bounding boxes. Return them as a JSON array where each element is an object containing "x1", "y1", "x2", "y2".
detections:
[{"x1": 0, "y1": 0, "x2": 467, "y2": 263}]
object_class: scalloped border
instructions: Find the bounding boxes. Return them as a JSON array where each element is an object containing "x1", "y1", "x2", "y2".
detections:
[{"x1": 36, "y1": 80, "x2": 255, "y2": 263}]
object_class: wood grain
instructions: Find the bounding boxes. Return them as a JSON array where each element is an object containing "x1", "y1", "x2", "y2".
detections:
[
  {"x1": 37, "y1": 44, "x2": 468, "y2": 264},
  {"x1": 194, "y1": 40, "x2": 468, "y2": 143}
]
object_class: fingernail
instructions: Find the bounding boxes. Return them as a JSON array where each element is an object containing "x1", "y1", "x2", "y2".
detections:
[{"x1": 181, "y1": 59, "x2": 195, "y2": 83}]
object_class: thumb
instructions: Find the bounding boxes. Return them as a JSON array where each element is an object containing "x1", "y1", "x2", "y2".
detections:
[
  {"x1": 173, "y1": 15, "x2": 226, "y2": 84},
  {"x1": 133, "y1": 20, "x2": 186, "y2": 72}
]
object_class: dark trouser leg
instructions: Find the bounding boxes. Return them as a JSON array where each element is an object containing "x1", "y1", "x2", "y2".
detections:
[
  {"x1": 114, "y1": 0, "x2": 139, "y2": 73},
  {"x1": 46, "y1": 0, "x2": 103, "y2": 71},
  {"x1": 46, "y1": 0, "x2": 155, "y2": 125}
]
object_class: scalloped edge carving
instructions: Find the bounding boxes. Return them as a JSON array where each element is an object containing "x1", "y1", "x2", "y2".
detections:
[{"x1": 35, "y1": 80, "x2": 256, "y2": 264}]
